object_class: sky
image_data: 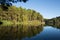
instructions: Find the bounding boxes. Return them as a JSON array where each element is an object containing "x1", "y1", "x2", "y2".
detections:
[{"x1": 13, "y1": 0, "x2": 60, "y2": 19}]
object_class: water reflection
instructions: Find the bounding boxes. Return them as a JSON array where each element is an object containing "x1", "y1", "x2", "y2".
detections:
[
  {"x1": 46, "y1": 24, "x2": 60, "y2": 29},
  {"x1": 51, "y1": 25, "x2": 60, "y2": 29},
  {"x1": 0, "y1": 25, "x2": 43, "y2": 40}
]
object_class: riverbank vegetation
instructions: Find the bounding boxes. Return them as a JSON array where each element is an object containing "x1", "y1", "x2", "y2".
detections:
[
  {"x1": 0, "y1": 6, "x2": 44, "y2": 26},
  {"x1": 45, "y1": 16, "x2": 60, "y2": 28}
]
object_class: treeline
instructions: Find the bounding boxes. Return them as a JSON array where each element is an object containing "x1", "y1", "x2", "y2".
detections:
[
  {"x1": 0, "y1": 6, "x2": 44, "y2": 25},
  {"x1": 45, "y1": 16, "x2": 60, "y2": 27}
]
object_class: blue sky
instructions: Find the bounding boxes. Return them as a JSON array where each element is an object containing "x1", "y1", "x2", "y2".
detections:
[{"x1": 13, "y1": 0, "x2": 60, "y2": 19}]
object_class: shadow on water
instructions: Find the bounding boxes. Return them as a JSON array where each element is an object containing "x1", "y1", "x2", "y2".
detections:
[
  {"x1": 0, "y1": 25, "x2": 43, "y2": 40},
  {"x1": 45, "y1": 23, "x2": 60, "y2": 29}
]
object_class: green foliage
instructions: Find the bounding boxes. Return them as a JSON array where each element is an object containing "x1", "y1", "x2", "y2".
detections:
[
  {"x1": 0, "y1": 0, "x2": 28, "y2": 11},
  {"x1": 0, "y1": 6, "x2": 44, "y2": 26},
  {"x1": 0, "y1": 0, "x2": 28, "y2": 6},
  {"x1": 0, "y1": 20, "x2": 13, "y2": 26},
  {"x1": 45, "y1": 16, "x2": 60, "y2": 26}
]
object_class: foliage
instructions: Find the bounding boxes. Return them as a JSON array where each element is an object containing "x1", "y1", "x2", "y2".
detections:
[
  {"x1": 45, "y1": 16, "x2": 60, "y2": 26},
  {"x1": 0, "y1": 6, "x2": 44, "y2": 26},
  {"x1": 0, "y1": 0, "x2": 28, "y2": 6},
  {"x1": 0, "y1": 0, "x2": 28, "y2": 10},
  {"x1": 0, "y1": 20, "x2": 13, "y2": 26}
]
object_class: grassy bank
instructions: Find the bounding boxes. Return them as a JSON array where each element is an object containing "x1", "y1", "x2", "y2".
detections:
[
  {"x1": 19, "y1": 20, "x2": 42, "y2": 26},
  {"x1": 0, "y1": 20, "x2": 14, "y2": 26},
  {"x1": 0, "y1": 20, "x2": 45, "y2": 26}
]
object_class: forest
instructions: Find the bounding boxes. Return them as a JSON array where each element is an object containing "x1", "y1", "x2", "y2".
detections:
[
  {"x1": 0, "y1": 6, "x2": 44, "y2": 26},
  {"x1": 45, "y1": 16, "x2": 60, "y2": 28}
]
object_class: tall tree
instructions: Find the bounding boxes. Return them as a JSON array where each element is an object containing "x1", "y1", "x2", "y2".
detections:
[{"x1": 0, "y1": 0, "x2": 28, "y2": 10}]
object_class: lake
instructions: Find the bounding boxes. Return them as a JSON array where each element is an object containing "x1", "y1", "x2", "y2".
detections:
[{"x1": 0, "y1": 25, "x2": 60, "y2": 40}]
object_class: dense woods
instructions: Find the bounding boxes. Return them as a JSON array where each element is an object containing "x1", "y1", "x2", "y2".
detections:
[
  {"x1": 0, "y1": 0, "x2": 45, "y2": 26},
  {"x1": 45, "y1": 16, "x2": 60, "y2": 28},
  {"x1": 0, "y1": 6, "x2": 44, "y2": 26}
]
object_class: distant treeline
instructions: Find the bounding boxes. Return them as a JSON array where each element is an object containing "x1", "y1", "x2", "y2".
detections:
[
  {"x1": 0, "y1": 6, "x2": 44, "y2": 26},
  {"x1": 45, "y1": 16, "x2": 60, "y2": 26}
]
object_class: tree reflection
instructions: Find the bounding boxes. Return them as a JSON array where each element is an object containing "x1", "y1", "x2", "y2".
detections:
[
  {"x1": 0, "y1": 25, "x2": 43, "y2": 40},
  {"x1": 46, "y1": 24, "x2": 60, "y2": 29},
  {"x1": 51, "y1": 24, "x2": 60, "y2": 29}
]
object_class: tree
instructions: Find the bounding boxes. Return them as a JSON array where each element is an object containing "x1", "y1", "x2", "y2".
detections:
[
  {"x1": 0, "y1": 0, "x2": 28, "y2": 6},
  {"x1": 0, "y1": 6, "x2": 43, "y2": 24},
  {"x1": 0, "y1": 0, "x2": 28, "y2": 10}
]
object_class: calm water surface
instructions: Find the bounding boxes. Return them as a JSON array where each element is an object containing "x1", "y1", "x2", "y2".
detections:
[
  {"x1": 0, "y1": 25, "x2": 60, "y2": 40},
  {"x1": 22, "y1": 26, "x2": 60, "y2": 40}
]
